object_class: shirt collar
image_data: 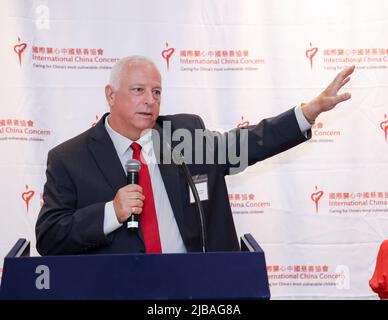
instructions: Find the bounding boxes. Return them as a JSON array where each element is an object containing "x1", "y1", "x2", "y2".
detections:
[{"x1": 104, "y1": 115, "x2": 153, "y2": 158}]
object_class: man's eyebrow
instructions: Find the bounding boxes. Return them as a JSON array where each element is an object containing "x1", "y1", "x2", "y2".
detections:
[{"x1": 128, "y1": 84, "x2": 161, "y2": 88}]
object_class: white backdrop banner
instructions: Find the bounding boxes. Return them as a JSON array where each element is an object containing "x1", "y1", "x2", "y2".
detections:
[{"x1": 1, "y1": 0, "x2": 388, "y2": 299}]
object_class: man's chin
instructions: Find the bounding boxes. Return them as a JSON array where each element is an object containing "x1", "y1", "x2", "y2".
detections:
[{"x1": 135, "y1": 120, "x2": 156, "y2": 132}]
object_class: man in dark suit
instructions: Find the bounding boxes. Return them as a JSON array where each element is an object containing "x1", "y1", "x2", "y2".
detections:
[{"x1": 35, "y1": 56, "x2": 354, "y2": 255}]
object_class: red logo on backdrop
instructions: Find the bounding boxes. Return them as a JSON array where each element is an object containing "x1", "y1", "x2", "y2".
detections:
[
  {"x1": 92, "y1": 115, "x2": 99, "y2": 127},
  {"x1": 312, "y1": 122, "x2": 324, "y2": 130},
  {"x1": 306, "y1": 42, "x2": 318, "y2": 70},
  {"x1": 237, "y1": 116, "x2": 250, "y2": 128},
  {"x1": 161, "y1": 42, "x2": 175, "y2": 71},
  {"x1": 311, "y1": 186, "x2": 324, "y2": 213},
  {"x1": 380, "y1": 114, "x2": 388, "y2": 143},
  {"x1": 14, "y1": 37, "x2": 28, "y2": 66},
  {"x1": 22, "y1": 185, "x2": 35, "y2": 213}
]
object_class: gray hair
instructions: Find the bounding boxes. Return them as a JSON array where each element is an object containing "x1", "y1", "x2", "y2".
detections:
[{"x1": 109, "y1": 55, "x2": 160, "y2": 91}]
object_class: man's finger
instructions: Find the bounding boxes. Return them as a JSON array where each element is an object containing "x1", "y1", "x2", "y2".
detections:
[
  {"x1": 334, "y1": 92, "x2": 351, "y2": 105},
  {"x1": 130, "y1": 207, "x2": 142, "y2": 215},
  {"x1": 339, "y1": 65, "x2": 355, "y2": 81},
  {"x1": 124, "y1": 184, "x2": 143, "y2": 193},
  {"x1": 332, "y1": 66, "x2": 355, "y2": 91},
  {"x1": 336, "y1": 76, "x2": 351, "y2": 91},
  {"x1": 341, "y1": 77, "x2": 351, "y2": 87},
  {"x1": 130, "y1": 199, "x2": 144, "y2": 208},
  {"x1": 131, "y1": 208, "x2": 140, "y2": 215},
  {"x1": 127, "y1": 192, "x2": 145, "y2": 200}
]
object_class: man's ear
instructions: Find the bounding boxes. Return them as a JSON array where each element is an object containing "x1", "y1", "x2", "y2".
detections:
[{"x1": 105, "y1": 85, "x2": 115, "y2": 107}]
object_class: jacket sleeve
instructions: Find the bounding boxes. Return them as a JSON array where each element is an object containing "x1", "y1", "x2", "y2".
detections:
[
  {"x1": 35, "y1": 148, "x2": 111, "y2": 255},
  {"x1": 199, "y1": 108, "x2": 311, "y2": 175}
]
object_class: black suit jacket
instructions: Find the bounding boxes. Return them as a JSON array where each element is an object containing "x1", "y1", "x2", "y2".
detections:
[{"x1": 35, "y1": 109, "x2": 309, "y2": 255}]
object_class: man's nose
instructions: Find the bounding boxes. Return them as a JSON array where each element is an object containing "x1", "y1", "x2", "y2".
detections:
[{"x1": 144, "y1": 89, "x2": 156, "y2": 105}]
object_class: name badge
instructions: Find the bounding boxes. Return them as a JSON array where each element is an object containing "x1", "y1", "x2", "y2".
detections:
[{"x1": 189, "y1": 174, "x2": 209, "y2": 203}]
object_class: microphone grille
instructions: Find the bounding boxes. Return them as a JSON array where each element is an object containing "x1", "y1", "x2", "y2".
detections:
[{"x1": 125, "y1": 159, "x2": 141, "y2": 173}]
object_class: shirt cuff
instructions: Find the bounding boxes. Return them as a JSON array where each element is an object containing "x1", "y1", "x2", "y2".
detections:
[
  {"x1": 103, "y1": 201, "x2": 122, "y2": 235},
  {"x1": 294, "y1": 104, "x2": 313, "y2": 134}
]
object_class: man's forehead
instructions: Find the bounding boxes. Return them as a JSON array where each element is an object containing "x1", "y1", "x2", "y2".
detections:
[
  {"x1": 122, "y1": 63, "x2": 161, "y2": 83},
  {"x1": 124, "y1": 62, "x2": 159, "y2": 73}
]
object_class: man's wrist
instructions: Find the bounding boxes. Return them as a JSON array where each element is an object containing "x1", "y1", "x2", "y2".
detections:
[{"x1": 301, "y1": 102, "x2": 317, "y2": 125}]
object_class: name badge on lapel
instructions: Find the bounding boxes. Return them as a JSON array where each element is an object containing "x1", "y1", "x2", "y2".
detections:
[{"x1": 189, "y1": 174, "x2": 209, "y2": 203}]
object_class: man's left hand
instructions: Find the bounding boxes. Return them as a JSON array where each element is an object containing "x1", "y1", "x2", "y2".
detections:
[{"x1": 302, "y1": 65, "x2": 355, "y2": 124}]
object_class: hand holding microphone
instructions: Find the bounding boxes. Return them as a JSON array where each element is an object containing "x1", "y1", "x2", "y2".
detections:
[{"x1": 112, "y1": 159, "x2": 144, "y2": 229}]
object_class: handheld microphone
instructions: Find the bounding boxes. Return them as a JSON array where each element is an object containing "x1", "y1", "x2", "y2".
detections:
[
  {"x1": 125, "y1": 159, "x2": 141, "y2": 230},
  {"x1": 166, "y1": 142, "x2": 207, "y2": 253}
]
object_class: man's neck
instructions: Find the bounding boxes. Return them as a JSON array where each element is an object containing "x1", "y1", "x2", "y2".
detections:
[{"x1": 106, "y1": 115, "x2": 151, "y2": 141}]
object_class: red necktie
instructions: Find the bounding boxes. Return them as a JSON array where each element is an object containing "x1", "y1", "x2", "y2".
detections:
[{"x1": 130, "y1": 142, "x2": 162, "y2": 253}]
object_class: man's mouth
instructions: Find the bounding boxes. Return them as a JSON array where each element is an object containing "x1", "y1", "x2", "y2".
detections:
[{"x1": 137, "y1": 112, "x2": 153, "y2": 117}]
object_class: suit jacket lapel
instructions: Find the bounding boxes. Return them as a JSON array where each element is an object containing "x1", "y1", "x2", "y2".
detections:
[
  {"x1": 87, "y1": 113, "x2": 126, "y2": 194},
  {"x1": 152, "y1": 121, "x2": 187, "y2": 240}
]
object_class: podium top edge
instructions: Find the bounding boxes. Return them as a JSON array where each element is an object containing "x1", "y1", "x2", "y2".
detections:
[{"x1": 5, "y1": 250, "x2": 262, "y2": 260}]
